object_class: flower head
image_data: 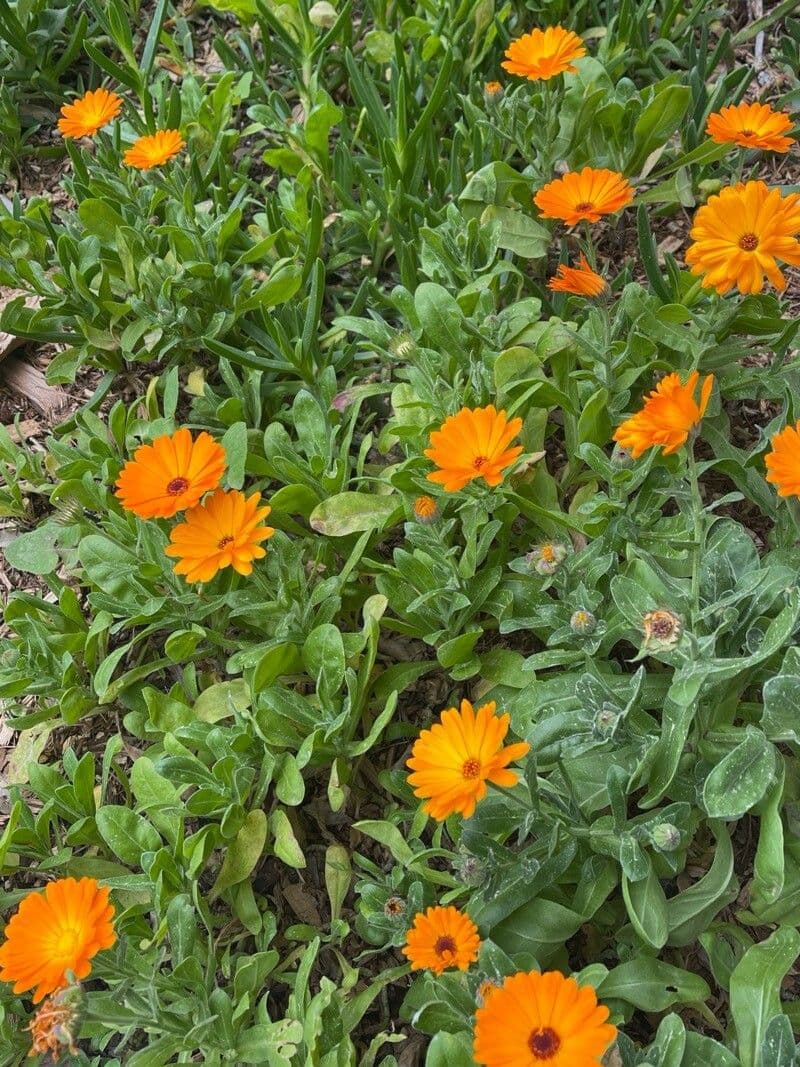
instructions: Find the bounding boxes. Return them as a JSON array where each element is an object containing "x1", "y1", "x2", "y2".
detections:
[
  {"x1": 570, "y1": 609, "x2": 597, "y2": 634},
  {"x1": 115, "y1": 428, "x2": 227, "y2": 519},
  {"x1": 548, "y1": 253, "x2": 607, "y2": 296},
  {"x1": 384, "y1": 896, "x2": 406, "y2": 919},
  {"x1": 766, "y1": 420, "x2": 800, "y2": 497},
  {"x1": 535, "y1": 167, "x2": 634, "y2": 226},
  {"x1": 402, "y1": 906, "x2": 481, "y2": 973},
  {"x1": 501, "y1": 26, "x2": 586, "y2": 81},
  {"x1": 165, "y1": 488, "x2": 275, "y2": 583},
  {"x1": 685, "y1": 180, "x2": 800, "y2": 295},
  {"x1": 27, "y1": 985, "x2": 85, "y2": 1061},
  {"x1": 642, "y1": 609, "x2": 682, "y2": 650},
  {"x1": 474, "y1": 970, "x2": 616, "y2": 1067},
  {"x1": 124, "y1": 129, "x2": 186, "y2": 170},
  {"x1": 57, "y1": 87, "x2": 122, "y2": 138},
  {"x1": 413, "y1": 494, "x2": 439, "y2": 523},
  {"x1": 706, "y1": 101, "x2": 794, "y2": 153},
  {"x1": 485, "y1": 81, "x2": 503, "y2": 102},
  {"x1": 0, "y1": 877, "x2": 116, "y2": 1004},
  {"x1": 527, "y1": 542, "x2": 567, "y2": 575},
  {"x1": 612, "y1": 372, "x2": 713, "y2": 458},
  {"x1": 406, "y1": 698, "x2": 530, "y2": 820},
  {"x1": 425, "y1": 405, "x2": 523, "y2": 492}
]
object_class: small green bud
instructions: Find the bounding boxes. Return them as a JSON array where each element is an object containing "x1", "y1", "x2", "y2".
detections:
[
  {"x1": 309, "y1": 0, "x2": 337, "y2": 26},
  {"x1": 455, "y1": 852, "x2": 486, "y2": 887},
  {"x1": 611, "y1": 443, "x2": 634, "y2": 467},
  {"x1": 570, "y1": 609, "x2": 597, "y2": 635},
  {"x1": 651, "y1": 823, "x2": 681, "y2": 852}
]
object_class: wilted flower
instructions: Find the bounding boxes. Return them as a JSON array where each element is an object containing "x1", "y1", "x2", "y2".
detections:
[
  {"x1": 402, "y1": 905, "x2": 481, "y2": 974},
  {"x1": 390, "y1": 331, "x2": 417, "y2": 359},
  {"x1": 570, "y1": 609, "x2": 597, "y2": 635},
  {"x1": 548, "y1": 254, "x2": 607, "y2": 297},
  {"x1": 454, "y1": 851, "x2": 487, "y2": 887},
  {"x1": 527, "y1": 542, "x2": 567, "y2": 575},
  {"x1": 331, "y1": 390, "x2": 353, "y2": 412},
  {"x1": 651, "y1": 823, "x2": 681, "y2": 852},
  {"x1": 27, "y1": 985, "x2": 85, "y2": 1061},
  {"x1": 593, "y1": 706, "x2": 619, "y2": 737},
  {"x1": 642, "y1": 609, "x2": 682, "y2": 650}
]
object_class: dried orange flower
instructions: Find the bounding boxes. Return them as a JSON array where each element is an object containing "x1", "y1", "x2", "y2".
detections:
[
  {"x1": 548, "y1": 253, "x2": 607, "y2": 296},
  {"x1": 765, "y1": 420, "x2": 800, "y2": 498},
  {"x1": 642, "y1": 609, "x2": 682, "y2": 650},
  {"x1": 706, "y1": 101, "x2": 794, "y2": 153},
  {"x1": 165, "y1": 488, "x2": 275, "y2": 583},
  {"x1": 474, "y1": 970, "x2": 616, "y2": 1067},
  {"x1": 123, "y1": 129, "x2": 186, "y2": 170},
  {"x1": 501, "y1": 26, "x2": 586, "y2": 81},
  {"x1": 534, "y1": 167, "x2": 634, "y2": 226},
  {"x1": 115, "y1": 428, "x2": 227, "y2": 519},
  {"x1": 57, "y1": 87, "x2": 122, "y2": 138},
  {"x1": 27, "y1": 985, "x2": 85, "y2": 1061},
  {"x1": 402, "y1": 906, "x2": 481, "y2": 974},
  {"x1": 0, "y1": 877, "x2": 116, "y2": 1004},
  {"x1": 685, "y1": 180, "x2": 800, "y2": 295},
  {"x1": 425, "y1": 405, "x2": 523, "y2": 492},
  {"x1": 612, "y1": 371, "x2": 714, "y2": 458},
  {"x1": 412, "y1": 494, "x2": 439, "y2": 523},
  {"x1": 406, "y1": 698, "x2": 530, "y2": 820}
]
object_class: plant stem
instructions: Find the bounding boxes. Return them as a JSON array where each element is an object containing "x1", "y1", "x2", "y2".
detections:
[{"x1": 686, "y1": 438, "x2": 704, "y2": 621}]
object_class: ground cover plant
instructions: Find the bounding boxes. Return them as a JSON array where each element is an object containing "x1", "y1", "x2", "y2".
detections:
[{"x1": 1, "y1": 0, "x2": 800, "y2": 1063}]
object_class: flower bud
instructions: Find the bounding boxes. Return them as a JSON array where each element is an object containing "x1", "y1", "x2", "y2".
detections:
[
  {"x1": 484, "y1": 81, "x2": 503, "y2": 105},
  {"x1": 611, "y1": 443, "x2": 634, "y2": 467},
  {"x1": 454, "y1": 852, "x2": 486, "y2": 887},
  {"x1": 651, "y1": 823, "x2": 681, "y2": 852},
  {"x1": 331, "y1": 390, "x2": 353, "y2": 412},
  {"x1": 390, "y1": 331, "x2": 417, "y2": 359},
  {"x1": 527, "y1": 542, "x2": 567, "y2": 576},
  {"x1": 309, "y1": 0, "x2": 337, "y2": 26},
  {"x1": 698, "y1": 178, "x2": 722, "y2": 201},
  {"x1": 593, "y1": 706, "x2": 619, "y2": 738},
  {"x1": 642, "y1": 609, "x2": 682, "y2": 650},
  {"x1": 383, "y1": 896, "x2": 406, "y2": 920},
  {"x1": 413, "y1": 495, "x2": 439, "y2": 524},
  {"x1": 570, "y1": 609, "x2": 597, "y2": 635}
]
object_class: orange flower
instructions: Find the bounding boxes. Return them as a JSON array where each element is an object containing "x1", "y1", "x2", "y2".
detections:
[
  {"x1": 402, "y1": 906, "x2": 481, "y2": 974},
  {"x1": 548, "y1": 253, "x2": 607, "y2": 296},
  {"x1": 474, "y1": 970, "x2": 616, "y2": 1067},
  {"x1": 57, "y1": 87, "x2": 122, "y2": 138},
  {"x1": 413, "y1": 494, "x2": 439, "y2": 522},
  {"x1": 535, "y1": 167, "x2": 634, "y2": 226},
  {"x1": 685, "y1": 180, "x2": 800, "y2": 295},
  {"x1": 165, "y1": 488, "x2": 275, "y2": 583},
  {"x1": 124, "y1": 129, "x2": 186, "y2": 170},
  {"x1": 115, "y1": 428, "x2": 227, "y2": 519},
  {"x1": 501, "y1": 26, "x2": 586, "y2": 81},
  {"x1": 706, "y1": 101, "x2": 794, "y2": 153},
  {"x1": 613, "y1": 371, "x2": 713, "y2": 459},
  {"x1": 485, "y1": 81, "x2": 503, "y2": 97},
  {"x1": 765, "y1": 420, "x2": 800, "y2": 498},
  {"x1": 0, "y1": 877, "x2": 116, "y2": 1004},
  {"x1": 406, "y1": 698, "x2": 530, "y2": 820},
  {"x1": 425, "y1": 405, "x2": 523, "y2": 492}
]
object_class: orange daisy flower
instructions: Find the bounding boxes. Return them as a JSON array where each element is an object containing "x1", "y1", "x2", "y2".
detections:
[
  {"x1": 613, "y1": 371, "x2": 714, "y2": 459},
  {"x1": 501, "y1": 26, "x2": 586, "y2": 81},
  {"x1": 685, "y1": 180, "x2": 800, "y2": 295},
  {"x1": 706, "y1": 101, "x2": 794, "y2": 153},
  {"x1": 535, "y1": 167, "x2": 634, "y2": 226},
  {"x1": 548, "y1": 253, "x2": 607, "y2": 296},
  {"x1": 124, "y1": 129, "x2": 186, "y2": 170},
  {"x1": 57, "y1": 87, "x2": 122, "y2": 139},
  {"x1": 474, "y1": 970, "x2": 616, "y2": 1067},
  {"x1": 115, "y1": 428, "x2": 227, "y2": 520},
  {"x1": 0, "y1": 877, "x2": 116, "y2": 1004},
  {"x1": 165, "y1": 488, "x2": 275, "y2": 583},
  {"x1": 402, "y1": 905, "x2": 481, "y2": 974},
  {"x1": 425, "y1": 405, "x2": 523, "y2": 492},
  {"x1": 765, "y1": 420, "x2": 800, "y2": 498},
  {"x1": 406, "y1": 698, "x2": 530, "y2": 820}
]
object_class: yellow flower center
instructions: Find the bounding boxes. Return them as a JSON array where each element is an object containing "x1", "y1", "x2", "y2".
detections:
[
  {"x1": 462, "y1": 757, "x2": 481, "y2": 779},
  {"x1": 528, "y1": 1027, "x2": 561, "y2": 1059},
  {"x1": 473, "y1": 455, "x2": 488, "y2": 470},
  {"x1": 54, "y1": 926, "x2": 83, "y2": 958},
  {"x1": 217, "y1": 535, "x2": 234, "y2": 549},
  {"x1": 434, "y1": 935, "x2": 457, "y2": 957},
  {"x1": 540, "y1": 544, "x2": 556, "y2": 562},
  {"x1": 575, "y1": 200, "x2": 594, "y2": 212},
  {"x1": 166, "y1": 477, "x2": 189, "y2": 496},
  {"x1": 739, "y1": 232, "x2": 759, "y2": 251}
]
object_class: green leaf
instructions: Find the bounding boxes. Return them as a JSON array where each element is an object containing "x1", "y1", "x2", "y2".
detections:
[
  {"x1": 702, "y1": 728, "x2": 775, "y2": 818},
  {"x1": 353, "y1": 819, "x2": 415, "y2": 865},
  {"x1": 414, "y1": 282, "x2": 465, "y2": 357},
  {"x1": 212, "y1": 809, "x2": 268, "y2": 898},
  {"x1": 425, "y1": 1031, "x2": 474, "y2": 1067},
  {"x1": 730, "y1": 927, "x2": 800, "y2": 1067},
  {"x1": 194, "y1": 680, "x2": 251, "y2": 723},
  {"x1": 324, "y1": 844, "x2": 351, "y2": 923},
  {"x1": 622, "y1": 862, "x2": 668, "y2": 949},
  {"x1": 760, "y1": 1014, "x2": 796, "y2": 1067},
  {"x1": 96, "y1": 805, "x2": 162, "y2": 866},
  {"x1": 598, "y1": 958, "x2": 710, "y2": 1010},
  {"x1": 3, "y1": 522, "x2": 59, "y2": 575},
  {"x1": 270, "y1": 809, "x2": 306, "y2": 869},
  {"x1": 481, "y1": 206, "x2": 549, "y2": 259},
  {"x1": 666, "y1": 823, "x2": 737, "y2": 947},
  {"x1": 309, "y1": 492, "x2": 400, "y2": 536},
  {"x1": 220, "y1": 422, "x2": 248, "y2": 489}
]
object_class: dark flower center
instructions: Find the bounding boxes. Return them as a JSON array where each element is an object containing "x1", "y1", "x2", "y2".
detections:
[
  {"x1": 575, "y1": 201, "x2": 594, "y2": 212},
  {"x1": 217, "y1": 535, "x2": 234, "y2": 549},
  {"x1": 740, "y1": 128, "x2": 755, "y2": 136},
  {"x1": 434, "y1": 936, "x2": 457, "y2": 957},
  {"x1": 739, "y1": 232, "x2": 759, "y2": 251},
  {"x1": 462, "y1": 757, "x2": 481, "y2": 779},
  {"x1": 166, "y1": 477, "x2": 189, "y2": 496},
  {"x1": 473, "y1": 455, "x2": 488, "y2": 469},
  {"x1": 647, "y1": 612, "x2": 677, "y2": 637},
  {"x1": 528, "y1": 1027, "x2": 561, "y2": 1059}
]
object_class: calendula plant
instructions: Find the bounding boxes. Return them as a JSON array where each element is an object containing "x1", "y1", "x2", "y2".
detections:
[{"x1": 2, "y1": 0, "x2": 800, "y2": 1064}]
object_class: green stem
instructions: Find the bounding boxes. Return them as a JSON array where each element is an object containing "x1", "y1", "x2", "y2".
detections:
[{"x1": 686, "y1": 438, "x2": 704, "y2": 621}]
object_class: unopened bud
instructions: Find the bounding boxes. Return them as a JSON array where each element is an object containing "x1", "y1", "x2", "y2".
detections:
[
  {"x1": 454, "y1": 852, "x2": 486, "y2": 887},
  {"x1": 570, "y1": 609, "x2": 596, "y2": 635},
  {"x1": 611, "y1": 443, "x2": 634, "y2": 467},
  {"x1": 651, "y1": 823, "x2": 681, "y2": 852},
  {"x1": 593, "y1": 706, "x2": 619, "y2": 737},
  {"x1": 698, "y1": 178, "x2": 722, "y2": 202},
  {"x1": 390, "y1": 331, "x2": 417, "y2": 359},
  {"x1": 413, "y1": 495, "x2": 439, "y2": 524},
  {"x1": 484, "y1": 81, "x2": 503, "y2": 105},
  {"x1": 309, "y1": 0, "x2": 337, "y2": 26}
]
